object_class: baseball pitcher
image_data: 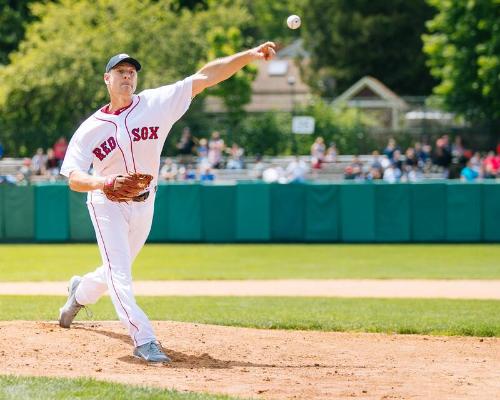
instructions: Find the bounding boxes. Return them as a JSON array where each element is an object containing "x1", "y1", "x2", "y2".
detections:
[{"x1": 59, "y1": 42, "x2": 276, "y2": 363}]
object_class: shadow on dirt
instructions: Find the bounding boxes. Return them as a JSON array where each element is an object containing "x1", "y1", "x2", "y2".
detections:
[{"x1": 74, "y1": 324, "x2": 335, "y2": 369}]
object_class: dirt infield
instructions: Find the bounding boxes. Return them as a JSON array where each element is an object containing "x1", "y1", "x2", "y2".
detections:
[
  {"x1": 1, "y1": 321, "x2": 499, "y2": 399},
  {"x1": 1, "y1": 279, "x2": 500, "y2": 299}
]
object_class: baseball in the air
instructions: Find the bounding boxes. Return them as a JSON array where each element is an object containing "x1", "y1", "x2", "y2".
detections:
[{"x1": 287, "y1": 15, "x2": 301, "y2": 30}]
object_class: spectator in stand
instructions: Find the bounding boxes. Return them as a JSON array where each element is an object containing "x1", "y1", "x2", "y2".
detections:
[
  {"x1": 421, "y1": 143, "x2": 433, "y2": 172},
  {"x1": 325, "y1": 142, "x2": 337, "y2": 163},
  {"x1": 383, "y1": 162, "x2": 401, "y2": 183},
  {"x1": 433, "y1": 136, "x2": 452, "y2": 178},
  {"x1": 469, "y1": 152, "x2": 482, "y2": 173},
  {"x1": 383, "y1": 137, "x2": 399, "y2": 160},
  {"x1": 176, "y1": 126, "x2": 196, "y2": 165},
  {"x1": 344, "y1": 156, "x2": 364, "y2": 180},
  {"x1": 286, "y1": 156, "x2": 308, "y2": 183},
  {"x1": 370, "y1": 150, "x2": 383, "y2": 169},
  {"x1": 16, "y1": 158, "x2": 32, "y2": 185},
  {"x1": 262, "y1": 164, "x2": 285, "y2": 183},
  {"x1": 405, "y1": 166, "x2": 423, "y2": 182},
  {"x1": 461, "y1": 159, "x2": 480, "y2": 182},
  {"x1": 414, "y1": 141, "x2": 424, "y2": 161},
  {"x1": 45, "y1": 148, "x2": 59, "y2": 176},
  {"x1": 403, "y1": 148, "x2": 418, "y2": 172},
  {"x1": 366, "y1": 166, "x2": 383, "y2": 180},
  {"x1": 178, "y1": 163, "x2": 197, "y2": 181},
  {"x1": 208, "y1": 131, "x2": 225, "y2": 169},
  {"x1": 368, "y1": 151, "x2": 383, "y2": 180},
  {"x1": 159, "y1": 157, "x2": 178, "y2": 181},
  {"x1": 200, "y1": 165, "x2": 215, "y2": 182},
  {"x1": 249, "y1": 154, "x2": 266, "y2": 180},
  {"x1": 392, "y1": 149, "x2": 403, "y2": 171},
  {"x1": 452, "y1": 135, "x2": 465, "y2": 159},
  {"x1": 482, "y1": 151, "x2": 500, "y2": 179},
  {"x1": 196, "y1": 138, "x2": 209, "y2": 169},
  {"x1": 310, "y1": 137, "x2": 326, "y2": 169},
  {"x1": 53, "y1": 136, "x2": 68, "y2": 167},
  {"x1": 226, "y1": 143, "x2": 244, "y2": 170},
  {"x1": 31, "y1": 148, "x2": 47, "y2": 176}
]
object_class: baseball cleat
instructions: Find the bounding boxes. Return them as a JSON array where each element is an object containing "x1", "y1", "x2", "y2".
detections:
[
  {"x1": 59, "y1": 275, "x2": 83, "y2": 328},
  {"x1": 133, "y1": 341, "x2": 171, "y2": 363}
]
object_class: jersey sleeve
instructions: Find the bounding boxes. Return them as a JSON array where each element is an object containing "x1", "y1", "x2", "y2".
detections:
[
  {"x1": 139, "y1": 76, "x2": 193, "y2": 126},
  {"x1": 60, "y1": 128, "x2": 94, "y2": 177}
]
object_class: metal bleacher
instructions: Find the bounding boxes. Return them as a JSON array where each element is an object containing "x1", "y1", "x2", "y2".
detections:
[
  {"x1": 0, "y1": 158, "x2": 24, "y2": 176},
  {"x1": 1, "y1": 154, "x2": 443, "y2": 183}
]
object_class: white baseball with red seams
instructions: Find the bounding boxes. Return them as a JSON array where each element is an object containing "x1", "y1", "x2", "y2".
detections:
[{"x1": 60, "y1": 77, "x2": 192, "y2": 347}]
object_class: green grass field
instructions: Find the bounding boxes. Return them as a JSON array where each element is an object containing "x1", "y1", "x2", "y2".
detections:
[
  {"x1": 1, "y1": 295, "x2": 499, "y2": 336},
  {"x1": 1, "y1": 243, "x2": 499, "y2": 397},
  {"x1": 0, "y1": 243, "x2": 499, "y2": 280},
  {"x1": 0, "y1": 376, "x2": 240, "y2": 400}
]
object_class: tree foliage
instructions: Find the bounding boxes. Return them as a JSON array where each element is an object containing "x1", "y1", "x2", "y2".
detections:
[
  {"x1": 0, "y1": 0, "x2": 41, "y2": 65},
  {"x1": 0, "y1": 0, "x2": 251, "y2": 155},
  {"x1": 301, "y1": 0, "x2": 436, "y2": 97},
  {"x1": 234, "y1": 100, "x2": 376, "y2": 156},
  {"x1": 243, "y1": 0, "x2": 306, "y2": 44},
  {"x1": 203, "y1": 25, "x2": 256, "y2": 129},
  {"x1": 423, "y1": 0, "x2": 500, "y2": 125}
]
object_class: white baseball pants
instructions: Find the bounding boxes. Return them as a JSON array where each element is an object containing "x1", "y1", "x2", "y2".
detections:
[{"x1": 74, "y1": 192, "x2": 156, "y2": 347}]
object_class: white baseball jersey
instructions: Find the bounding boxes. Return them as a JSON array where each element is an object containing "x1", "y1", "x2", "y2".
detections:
[
  {"x1": 61, "y1": 76, "x2": 193, "y2": 188},
  {"x1": 60, "y1": 77, "x2": 192, "y2": 347}
]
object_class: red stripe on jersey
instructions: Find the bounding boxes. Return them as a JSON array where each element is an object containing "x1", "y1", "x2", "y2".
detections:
[
  {"x1": 100, "y1": 101, "x2": 133, "y2": 115},
  {"x1": 93, "y1": 116, "x2": 129, "y2": 174},
  {"x1": 89, "y1": 192, "x2": 140, "y2": 346},
  {"x1": 124, "y1": 96, "x2": 141, "y2": 173}
]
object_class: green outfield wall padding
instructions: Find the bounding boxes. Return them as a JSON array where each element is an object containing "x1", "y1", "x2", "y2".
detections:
[
  {"x1": 236, "y1": 183, "x2": 271, "y2": 241},
  {"x1": 340, "y1": 184, "x2": 375, "y2": 242},
  {"x1": 305, "y1": 184, "x2": 339, "y2": 241},
  {"x1": 271, "y1": 184, "x2": 305, "y2": 241},
  {"x1": 202, "y1": 184, "x2": 236, "y2": 242},
  {"x1": 410, "y1": 183, "x2": 446, "y2": 241},
  {"x1": 0, "y1": 186, "x2": 4, "y2": 239},
  {"x1": 4, "y1": 185, "x2": 34, "y2": 240},
  {"x1": 69, "y1": 191, "x2": 94, "y2": 241},
  {"x1": 149, "y1": 185, "x2": 170, "y2": 242},
  {"x1": 35, "y1": 185, "x2": 69, "y2": 241},
  {"x1": 1, "y1": 182, "x2": 499, "y2": 243},
  {"x1": 166, "y1": 184, "x2": 202, "y2": 241},
  {"x1": 374, "y1": 184, "x2": 411, "y2": 242},
  {"x1": 481, "y1": 183, "x2": 500, "y2": 241},
  {"x1": 446, "y1": 184, "x2": 482, "y2": 241}
]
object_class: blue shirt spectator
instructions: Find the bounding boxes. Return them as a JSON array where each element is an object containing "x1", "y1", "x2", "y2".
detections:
[{"x1": 461, "y1": 161, "x2": 479, "y2": 182}]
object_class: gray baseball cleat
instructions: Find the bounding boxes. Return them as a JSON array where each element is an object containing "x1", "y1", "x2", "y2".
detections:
[
  {"x1": 133, "y1": 341, "x2": 172, "y2": 363},
  {"x1": 59, "y1": 275, "x2": 83, "y2": 328}
]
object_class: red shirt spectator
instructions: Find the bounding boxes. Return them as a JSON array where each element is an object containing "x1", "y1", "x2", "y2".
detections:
[
  {"x1": 53, "y1": 136, "x2": 68, "y2": 162},
  {"x1": 483, "y1": 151, "x2": 500, "y2": 177}
]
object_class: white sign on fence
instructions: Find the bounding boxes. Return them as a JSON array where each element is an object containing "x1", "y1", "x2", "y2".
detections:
[{"x1": 292, "y1": 116, "x2": 315, "y2": 134}]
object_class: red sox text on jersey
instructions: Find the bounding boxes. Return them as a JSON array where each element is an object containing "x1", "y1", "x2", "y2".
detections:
[{"x1": 92, "y1": 126, "x2": 159, "y2": 161}]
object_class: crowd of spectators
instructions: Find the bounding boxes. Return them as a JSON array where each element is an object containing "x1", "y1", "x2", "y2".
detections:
[
  {"x1": 0, "y1": 136, "x2": 68, "y2": 185},
  {"x1": 314, "y1": 135, "x2": 500, "y2": 183},
  {"x1": 160, "y1": 129, "x2": 247, "y2": 182},
  {"x1": 160, "y1": 128, "x2": 312, "y2": 183},
  {"x1": 2, "y1": 129, "x2": 500, "y2": 185}
]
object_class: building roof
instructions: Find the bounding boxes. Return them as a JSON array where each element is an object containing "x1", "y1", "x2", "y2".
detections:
[
  {"x1": 276, "y1": 39, "x2": 310, "y2": 59},
  {"x1": 204, "y1": 40, "x2": 312, "y2": 113},
  {"x1": 332, "y1": 76, "x2": 408, "y2": 109}
]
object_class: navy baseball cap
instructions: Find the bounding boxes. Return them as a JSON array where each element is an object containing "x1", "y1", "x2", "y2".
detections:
[{"x1": 105, "y1": 53, "x2": 141, "y2": 73}]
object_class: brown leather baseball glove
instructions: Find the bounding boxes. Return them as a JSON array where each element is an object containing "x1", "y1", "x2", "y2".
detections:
[{"x1": 102, "y1": 173, "x2": 153, "y2": 202}]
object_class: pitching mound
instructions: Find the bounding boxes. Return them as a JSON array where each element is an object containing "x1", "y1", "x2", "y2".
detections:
[{"x1": 0, "y1": 321, "x2": 498, "y2": 399}]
